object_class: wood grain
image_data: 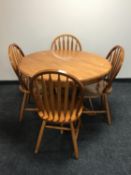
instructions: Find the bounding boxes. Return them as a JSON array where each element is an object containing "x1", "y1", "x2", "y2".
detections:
[{"x1": 19, "y1": 50, "x2": 112, "y2": 84}]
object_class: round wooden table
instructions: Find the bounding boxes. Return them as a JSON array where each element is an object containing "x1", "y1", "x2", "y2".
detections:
[{"x1": 19, "y1": 50, "x2": 111, "y2": 84}]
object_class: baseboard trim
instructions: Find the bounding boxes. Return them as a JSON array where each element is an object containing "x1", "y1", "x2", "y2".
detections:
[
  {"x1": 114, "y1": 78, "x2": 131, "y2": 82},
  {"x1": 0, "y1": 78, "x2": 131, "y2": 85},
  {"x1": 0, "y1": 80, "x2": 19, "y2": 85}
]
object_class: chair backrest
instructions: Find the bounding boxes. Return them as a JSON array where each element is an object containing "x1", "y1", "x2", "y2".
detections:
[
  {"x1": 30, "y1": 70, "x2": 84, "y2": 122},
  {"x1": 104, "y1": 45, "x2": 124, "y2": 92},
  {"x1": 8, "y1": 43, "x2": 25, "y2": 76},
  {"x1": 8, "y1": 43, "x2": 29, "y2": 89},
  {"x1": 51, "y1": 34, "x2": 82, "y2": 51}
]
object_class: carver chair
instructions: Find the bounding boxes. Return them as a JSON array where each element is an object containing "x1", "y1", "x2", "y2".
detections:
[
  {"x1": 30, "y1": 70, "x2": 84, "y2": 159},
  {"x1": 83, "y1": 45, "x2": 124, "y2": 125},
  {"x1": 51, "y1": 34, "x2": 82, "y2": 51}
]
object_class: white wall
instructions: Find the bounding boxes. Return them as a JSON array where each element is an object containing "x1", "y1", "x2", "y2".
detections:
[{"x1": 0, "y1": 0, "x2": 131, "y2": 80}]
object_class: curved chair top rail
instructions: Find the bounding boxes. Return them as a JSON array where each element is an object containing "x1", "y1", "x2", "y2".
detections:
[{"x1": 51, "y1": 34, "x2": 82, "y2": 51}]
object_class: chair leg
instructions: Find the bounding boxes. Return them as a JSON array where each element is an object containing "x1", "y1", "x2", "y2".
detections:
[
  {"x1": 19, "y1": 92, "x2": 28, "y2": 122},
  {"x1": 76, "y1": 118, "x2": 81, "y2": 140},
  {"x1": 34, "y1": 121, "x2": 46, "y2": 154},
  {"x1": 70, "y1": 122, "x2": 79, "y2": 159},
  {"x1": 104, "y1": 94, "x2": 112, "y2": 125}
]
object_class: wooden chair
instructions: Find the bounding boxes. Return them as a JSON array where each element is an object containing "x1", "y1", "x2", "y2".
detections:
[
  {"x1": 8, "y1": 43, "x2": 36, "y2": 122},
  {"x1": 51, "y1": 34, "x2": 82, "y2": 51},
  {"x1": 83, "y1": 45, "x2": 124, "y2": 125},
  {"x1": 30, "y1": 70, "x2": 84, "y2": 159}
]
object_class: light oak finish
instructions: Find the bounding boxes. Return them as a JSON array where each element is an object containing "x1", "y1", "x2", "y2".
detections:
[
  {"x1": 30, "y1": 70, "x2": 84, "y2": 159},
  {"x1": 83, "y1": 45, "x2": 124, "y2": 124},
  {"x1": 51, "y1": 34, "x2": 82, "y2": 51},
  {"x1": 8, "y1": 43, "x2": 24, "y2": 75},
  {"x1": 19, "y1": 50, "x2": 111, "y2": 85},
  {"x1": 8, "y1": 43, "x2": 37, "y2": 122}
]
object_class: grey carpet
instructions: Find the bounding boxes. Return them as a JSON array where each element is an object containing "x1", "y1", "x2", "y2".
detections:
[{"x1": 0, "y1": 82, "x2": 131, "y2": 175}]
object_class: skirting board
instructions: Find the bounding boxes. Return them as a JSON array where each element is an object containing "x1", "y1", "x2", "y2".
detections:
[
  {"x1": 0, "y1": 80, "x2": 19, "y2": 85},
  {"x1": 0, "y1": 78, "x2": 131, "y2": 85}
]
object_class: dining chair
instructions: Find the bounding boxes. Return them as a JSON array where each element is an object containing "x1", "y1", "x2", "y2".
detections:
[
  {"x1": 30, "y1": 70, "x2": 84, "y2": 159},
  {"x1": 8, "y1": 43, "x2": 36, "y2": 122},
  {"x1": 83, "y1": 45, "x2": 124, "y2": 125},
  {"x1": 51, "y1": 34, "x2": 82, "y2": 51}
]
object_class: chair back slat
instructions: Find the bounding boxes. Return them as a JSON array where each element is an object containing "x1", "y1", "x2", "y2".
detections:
[
  {"x1": 71, "y1": 37, "x2": 74, "y2": 50},
  {"x1": 70, "y1": 83, "x2": 77, "y2": 116},
  {"x1": 63, "y1": 77, "x2": 69, "y2": 117},
  {"x1": 58, "y1": 38, "x2": 61, "y2": 50},
  {"x1": 31, "y1": 70, "x2": 84, "y2": 123},
  {"x1": 66, "y1": 36, "x2": 69, "y2": 50},
  {"x1": 40, "y1": 75, "x2": 51, "y2": 116},
  {"x1": 104, "y1": 45, "x2": 124, "y2": 92},
  {"x1": 48, "y1": 74, "x2": 55, "y2": 116},
  {"x1": 51, "y1": 34, "x2": 82, "y2": 51},
  {"x1": 33, "y1": 78, "x2": 48, "y2": 117},
  {"x1": 63, "y1": 36, "x2": 65, "y2": 50},
  {"x1": 55, "y1": 43, "x2": 57, "y2": 50},
  {"x1": 57, "y1": 74, "x2": 62, "y2": 118}
]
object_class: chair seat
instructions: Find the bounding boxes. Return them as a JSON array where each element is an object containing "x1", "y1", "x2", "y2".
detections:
[
  {"x1": 38, "y1": 106, "x2": 83, "y2": 123},
  {"x1": 84, "y1": 80, "x2": 112, "y2": 96}
]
